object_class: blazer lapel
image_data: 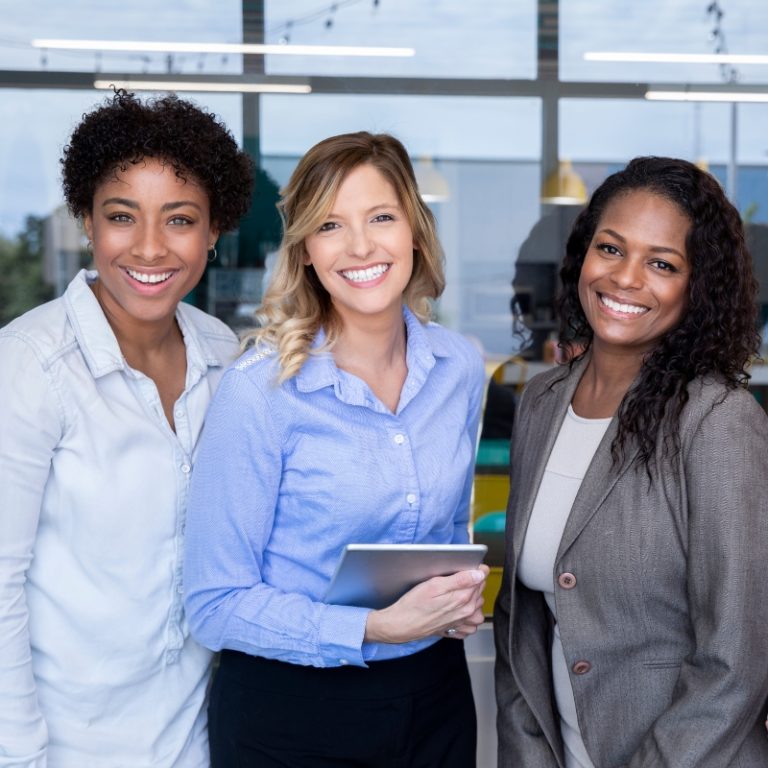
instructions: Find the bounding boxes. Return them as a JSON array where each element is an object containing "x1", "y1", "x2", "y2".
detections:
[
  {"x1": 510, "y1": 358, "x2": 586, "y2": 565},
  {"x1": 556, "y1": 405, "x2": 640, "y2": 560}
]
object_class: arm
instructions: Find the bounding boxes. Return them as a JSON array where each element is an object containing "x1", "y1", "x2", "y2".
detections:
[
  {"x1": 183, "y1": 370, "x2": 371, "y2": 668},
  {"x1": 627, "y1": 391, "x2": 768, "y2": 766},
  {"x1": 494, "y1": 565, "x2": 560, "y2": 768},
  {"x1": 493, "y1": 379, "x2": 560, "y2": 768},
  {"x1": 452, "y1": 349, "x2": 486, "y2": 544},
  {"x1": 0, "y1": 334, "x2": 62, "y2": 767}
]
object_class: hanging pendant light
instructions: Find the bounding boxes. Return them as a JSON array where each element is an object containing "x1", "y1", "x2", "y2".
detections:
[
  {"x1": 540, "y1": 160, "x2": 587, "y2": 205},
  {"x1": 415, "y1": 157, "x2": 450, "y2": 203}
]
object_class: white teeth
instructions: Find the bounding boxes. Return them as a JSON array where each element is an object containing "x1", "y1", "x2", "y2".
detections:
[
  {"x1": 600, "y1": 294, "x2": 648, "y2": 315},
  {"x1": 341, "y1": 264, "x2": 389, "y2": 283},
  {"x1": 126, "y1": 269, "x2": 174, "y2": 285}
]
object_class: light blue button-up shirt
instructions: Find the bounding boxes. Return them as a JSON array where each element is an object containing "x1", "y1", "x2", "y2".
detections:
[
  {"x1": 0, "y1": 270, "x2": 239, "y2": 767},
  {"x1": 183, "y1": 307, "x2": 485, "y2": 668}
]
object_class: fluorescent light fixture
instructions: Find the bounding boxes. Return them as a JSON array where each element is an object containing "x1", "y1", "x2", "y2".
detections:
[
  {"x1": 585, "y1": 52, "x2": 768, "y2": 65},
  {"x1": 34, "y1": 38, "x2": 414, "y2": 58},
  {"x1": 646, "y1": 89, "x2": 768, "y2": 102},
  {"x1": 94, "y1": 78, "x2": 311, "y2": 94}
]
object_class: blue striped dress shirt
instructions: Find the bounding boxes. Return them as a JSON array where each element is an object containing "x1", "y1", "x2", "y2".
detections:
[{"x1": 183, "y1": 307, "x2": 485, "y2": 668}]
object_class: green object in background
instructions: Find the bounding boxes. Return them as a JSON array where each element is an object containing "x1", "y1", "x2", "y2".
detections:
[
  {"x1": 473, "y1": 511, "x2": 506, "y2": 533},
  {"x1": 476, "y1": 439, "x2": 510, "y2": 467}
]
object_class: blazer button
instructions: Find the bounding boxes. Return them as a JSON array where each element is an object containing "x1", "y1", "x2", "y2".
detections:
[
  {"x1": 572, "y1": 660, "x2": 591, "y2": 675},
  {"x1": 558, "y1": 572, "x2": 576, "y2": 589}
]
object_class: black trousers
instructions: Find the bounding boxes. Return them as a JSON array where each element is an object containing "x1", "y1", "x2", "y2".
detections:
[{"x1": 208, "y1": 639, "x2": 477, "y2": 767}]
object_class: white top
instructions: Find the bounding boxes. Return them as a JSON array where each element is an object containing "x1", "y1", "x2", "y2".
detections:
[
  {"x1": 0, "y1": 270, "x2": 239, "y2": 767},
  {"x1": 518, "y1": 405, "x2": 611, "y2": 768}
]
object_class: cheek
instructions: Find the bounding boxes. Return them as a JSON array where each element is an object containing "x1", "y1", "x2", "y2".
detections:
[{"x1": 665, "y1": 284, "x2": 689, "y2": 322}]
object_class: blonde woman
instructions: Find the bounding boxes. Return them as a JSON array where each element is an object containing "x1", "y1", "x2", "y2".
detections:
[{"x1": 183, "y1": 132, "x2": 488, "y2": 767}]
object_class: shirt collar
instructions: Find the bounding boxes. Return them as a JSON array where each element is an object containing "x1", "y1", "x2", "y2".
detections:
[
  {"x1": 64, "y1": 269, "x2": 226, "y2": 380},
  {"x1": 295, "y1": 306, "x2": 451, "y2": 413}
]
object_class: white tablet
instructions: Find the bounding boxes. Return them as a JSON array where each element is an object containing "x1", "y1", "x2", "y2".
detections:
[{"x1": 323, "y1": 543, "x2": 488, "y2": 609}]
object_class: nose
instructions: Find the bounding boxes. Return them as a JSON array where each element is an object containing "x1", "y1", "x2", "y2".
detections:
[
  {"x1": 345, "y1": 224, "x2": 374, "y2": 260},
  {"x1": 132, "y1": 223, "x2": 168, "y2": 262},
  {"x1": 610, "y1": 255, "x2": 643, "y2": 289}
]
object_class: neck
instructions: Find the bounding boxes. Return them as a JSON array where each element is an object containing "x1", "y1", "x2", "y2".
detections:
[
  {"x1": 333, "y1": 311, "x2": 407, "y2": 372},
  {"x1": 93, "y1": 283, "x2": 182, "y2": 366},
  {"x1": 573, "y1": 344, "x2": 644, "y2": 418}
]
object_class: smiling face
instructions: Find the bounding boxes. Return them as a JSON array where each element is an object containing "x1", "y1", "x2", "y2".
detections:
[
  {"x1": 83, "y1": 157, "x2": 217, "y2": 335},
  {"x1": 577, "y1": 189, "x2": 691, "y2": 360},
  {"x1": 303, "y1": 163, "x2": 415, "y2": 330}
]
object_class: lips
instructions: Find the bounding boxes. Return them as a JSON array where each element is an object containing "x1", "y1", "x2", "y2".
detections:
[
  {"x1": 124, "y1": 268, "x2": 175, "y2": 285},
  {"x1": 339, "y1": 263, "x2": 390, "y2": 283},
  {"x1": 599, "y1": 293, "x2": 649, "y2": 315}
]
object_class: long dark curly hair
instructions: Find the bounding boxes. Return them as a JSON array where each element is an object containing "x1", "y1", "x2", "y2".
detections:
[
  {"x1": 557, "y1": 156, "x2": 760, "y2": 467},
  {"x1": 61, "y1": 89, "x2": 253, "y2": 231}
]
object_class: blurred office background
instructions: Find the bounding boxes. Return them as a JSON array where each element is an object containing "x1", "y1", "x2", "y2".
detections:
[
  {"x1": 4, "y1": 4, "x2": 768, "y2": 763},
  {"x1": 2, "y1": 0, "x2": 768, "y2": 355}
]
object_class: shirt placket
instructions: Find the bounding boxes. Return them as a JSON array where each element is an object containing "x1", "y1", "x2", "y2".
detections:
[
  {"x1": 131, "y1": 369, "x2": 194, "y2": 665},
  {"x1": 386, "y1": 423, "x2": 421, "y2": 542}
]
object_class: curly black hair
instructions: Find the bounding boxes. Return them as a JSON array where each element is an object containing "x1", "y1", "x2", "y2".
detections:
[
  {"x1": 61, "y1": 90, "x2": 253, "y2": 232},
  {"x1": 557, "y1": 156, "x2": 760, "y2": 468}
]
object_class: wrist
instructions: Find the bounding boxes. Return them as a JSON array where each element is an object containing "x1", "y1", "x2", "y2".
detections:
[{"x1": 364, "y1": 608, "x2": 398, "y2": 644}]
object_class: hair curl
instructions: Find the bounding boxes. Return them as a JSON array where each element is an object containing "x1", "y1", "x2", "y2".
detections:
[
  {"x1": 557, "y1": 156, "x2": 760, "y2": 467},
  {"x1": 61, "y1": 89, "x2": 253, "y2": 232},
  {"x1": 243, "y1": 131, "x2": 445, "y2": 380}
]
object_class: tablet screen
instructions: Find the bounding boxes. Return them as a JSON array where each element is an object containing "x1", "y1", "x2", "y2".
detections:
[{"x1": 323, "y1": 543, "x2": 488, "y2": 609}]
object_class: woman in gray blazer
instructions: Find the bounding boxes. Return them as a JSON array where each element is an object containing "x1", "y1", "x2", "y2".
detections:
[{"x1": 494, "y1": 156, "x2": 768, "y2": 767}]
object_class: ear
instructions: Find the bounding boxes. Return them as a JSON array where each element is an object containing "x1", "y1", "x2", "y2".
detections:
[
  {"x1": 208, "y1": 226, "x2": 220, "y2": 250},
  {"x1": 82, "y1": 214, "x2": 94, "y2": 243},
  {"x1": 303, "y1": 247, "x2": 312, "y2": 266}
]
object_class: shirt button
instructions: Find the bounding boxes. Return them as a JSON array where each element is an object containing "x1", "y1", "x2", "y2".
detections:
[
  {"x1": 572, "y1": 660, "x2": 592, "y2": 675},
  {"x1": 558, "y1": 572, "x2": 577, "y2": 589},
  {"x1": 406, "y1": 493, "x2": 417, "y2": 504},
  {"x1": 180, "y1": 463, "x2": 191, "y2": 474},
  {"x1": 339, "y1": 658, "x2": 349, "y2": 666},
  {"x1": 174, "y1": 408, "x2": 183, "y2": 419},
  {"x1": 394, "y1": 433, "x2": 405, "y2": 445}
]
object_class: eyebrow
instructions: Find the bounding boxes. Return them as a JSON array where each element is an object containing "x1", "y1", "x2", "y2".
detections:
[
  {"x1": 598, "y1": 227, "x2": 686, "y2": 259},
  {"x1": 100, "y1": 197, "x2": 203, "y2": 212},
  {"x1": 325, "y1": 202, "x2": 402, "y2": 218}
]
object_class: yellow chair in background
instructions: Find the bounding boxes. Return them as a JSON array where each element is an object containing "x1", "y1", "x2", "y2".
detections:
[{"x1": 472, "y1": 357, "x2": 526, "y2": 615}]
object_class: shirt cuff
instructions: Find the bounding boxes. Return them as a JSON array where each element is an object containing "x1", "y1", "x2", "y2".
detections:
[{"x1": 317, "y1": 604, "x2": 370, "y2": 667}]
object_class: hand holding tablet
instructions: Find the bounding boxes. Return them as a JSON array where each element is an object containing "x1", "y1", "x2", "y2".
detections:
[{"x1": 324, "y1": 543, "x2": 488, "y2": 609}]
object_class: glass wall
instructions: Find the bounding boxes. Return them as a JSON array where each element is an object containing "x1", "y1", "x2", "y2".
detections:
[{"x1": 1, "y1": 0, "x2": 767, "y2": 352}]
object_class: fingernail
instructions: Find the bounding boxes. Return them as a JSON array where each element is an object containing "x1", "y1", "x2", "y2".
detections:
[{"x1": 469, "y1": 569, "x2": 485, "y2": 584}]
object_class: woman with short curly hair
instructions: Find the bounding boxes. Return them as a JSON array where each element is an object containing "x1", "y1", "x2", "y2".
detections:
[
  {"x1": 495, "y1": 157, "x2": 768, "y2": 767},
  {"x1": 0, "y1": 90, "x2": 252, "y2": 765}
]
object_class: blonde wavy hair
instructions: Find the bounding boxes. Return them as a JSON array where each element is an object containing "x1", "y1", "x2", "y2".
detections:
[{"x1": 242, "y1": 131, "x2": 446, "y2": 381}]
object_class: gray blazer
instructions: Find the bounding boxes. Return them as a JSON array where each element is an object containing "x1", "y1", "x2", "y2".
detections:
[{"x1": 494, "y1": 357, "x2": 768, "y2": 767}]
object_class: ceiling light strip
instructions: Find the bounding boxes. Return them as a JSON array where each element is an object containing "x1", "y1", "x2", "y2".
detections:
[
  {"x1": 34, "y1": 39, "x2": 414, "y2": 58},
  {"x1": 585, "y1": 52, "x2": 768, "y2": 65},
  {"x1": 645, "y1": 90, "x2": 768, "y2": 102},
  {"x1": 93, "y1": 79, "x2": 312, "y2": 94}
]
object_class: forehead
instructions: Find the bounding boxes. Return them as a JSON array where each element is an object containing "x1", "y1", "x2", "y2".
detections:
[
  {"x1": 332, "y1": 163, "x2": 398, "y2": 202},
  {"x1": 96, "y1": 157, "x2": 204, "y2": 197},
  {"x1": 596, "y1": 189, "x2": 691, "y2": 246}
]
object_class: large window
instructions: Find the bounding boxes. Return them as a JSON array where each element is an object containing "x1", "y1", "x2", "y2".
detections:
[{"x1": 1, "y1": 0, "x2": 767, "y2": 351}]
